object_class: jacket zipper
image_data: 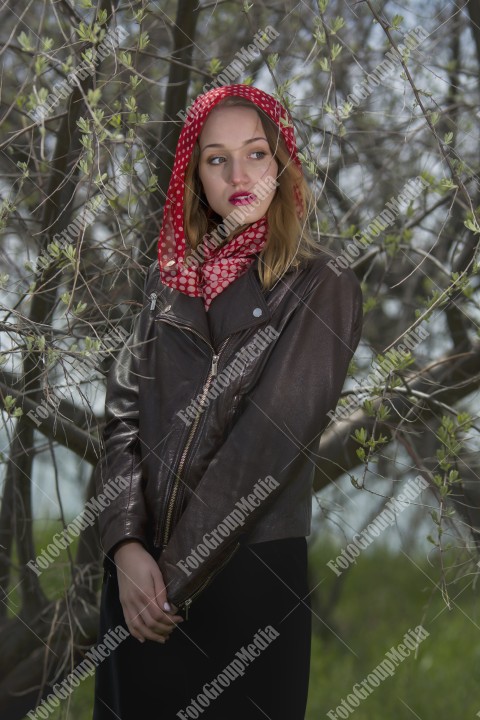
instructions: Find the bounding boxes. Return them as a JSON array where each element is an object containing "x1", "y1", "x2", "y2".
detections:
[
  {"x1": 180, "y1": 540, "x2": 242, "y2": 620},
  {"x1": 158, "y1": 334, "x2": 230, "y2": 547}
]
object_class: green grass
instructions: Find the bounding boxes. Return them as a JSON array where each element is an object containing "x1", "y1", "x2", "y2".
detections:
[
  {"x1": 306, "y1": 540, "x2": 480, "y2": 719},
  {"x1": 11, "y1": 525, "x2": 480, "y2": 719}
]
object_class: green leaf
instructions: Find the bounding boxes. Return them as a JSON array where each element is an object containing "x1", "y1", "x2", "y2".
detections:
[
  {"x1": 138, "y1": 31, "x2": 150, "y2": 50},
  {"x1": 3, "y1": 395, "x2": 17, "y2": 413},
  {"x1": 464, "y1": 216, "x2": 480, "y2": 234},
  {"x1": 41, "y1": 37, "x2": 54, "y2": 51},
  {"x1": 267, "y1": 53, "x2": 278, "y2": 70},
  {"x1": 352, "y1": 427, "x2": 368, "y2": 445},
  {"x1": 119, "y1": 51, "x2": 132, "y2": 67},
  {"x1": 87, "y1": 88, "x2": 102, "y2": 107},
  {"x1": 391, "y1": 15, "x2": 404, "y2": 30},
  {"x1": 125, "y1": 96, "x2": 137, "y2": 112},
  {"x1": 362, "y1": 399, "x2": 375, "y2": 417},
  {"x1": 330, "y1": 17, "x2": 345, "y2": 35},
  {"x1": 208, "y1": 58, "x2": 222, "y2": 75},
  {"x1": 318, "y1": 57, "x2": 330, "y2": 72},
  {"x1": 130, "y1": 75, "x2": 142, "y2": 90},
  {"x1": 331, "y1": 43, "x2": 342, "y2": 61},
  {"x1": 439, "y1": 177, "x2": 457, "y2": 191},
  {"x1": 134, "y1": 8, "x2": 146, "y2": 23},
  {"x1": 74, "y1": 301, "x2": 87, "y2": 315},
  {"x1": 377, "y1": 403, "x2": 391, "y2": 421},
  {"x1": 18, "y1": 31, "x2": 34, "y2": 52}
]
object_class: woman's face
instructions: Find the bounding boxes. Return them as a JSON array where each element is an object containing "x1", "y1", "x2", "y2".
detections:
[{"x1": 197, "y1": 105, "x2": 279, "y2": 223}]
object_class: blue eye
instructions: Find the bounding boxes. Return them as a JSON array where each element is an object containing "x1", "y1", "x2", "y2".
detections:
[
  {"x1": 251, "y1": 151, "x2": 267, "y2": 159},
  {"x1": 207, "y1": 156, "x2": 225, "y2": 165}
]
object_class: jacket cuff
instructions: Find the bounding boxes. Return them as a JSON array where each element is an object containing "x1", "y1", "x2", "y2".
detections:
[{"x1": 100, "y1": 526, "x2": 149, "y2": 568}]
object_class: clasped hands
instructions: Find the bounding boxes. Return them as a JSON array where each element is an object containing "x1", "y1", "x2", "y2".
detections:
[{"x1": 114, "y1": 540, "x2": 185, "y2": 643}]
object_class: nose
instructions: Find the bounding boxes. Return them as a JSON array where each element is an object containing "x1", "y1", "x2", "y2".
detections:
[{"x1": 226, "y1": 156, "x2": 249, "y2": 186}]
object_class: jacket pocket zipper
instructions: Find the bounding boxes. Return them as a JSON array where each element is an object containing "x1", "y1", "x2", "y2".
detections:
[
  {"x1": 155, "y1": 332, "x2": 228, "y2": 547},
  {"x1": 179, "y1": 540, "x2": 242, "y2": 620}
]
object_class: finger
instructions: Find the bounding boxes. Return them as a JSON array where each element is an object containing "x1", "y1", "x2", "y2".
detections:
[
  {"x1": 141, "y1": 594, "x2": 185, "y2": 626},
  {"x1": 123, "y1": 615, "x2": 146, "y2": 643},
  {"x1": 123, "y1": 592, "x2": 183, "y2": 636},
  {"x1": 135, "y1": 604, "x2": 179, "y2": 634},
  {"x1": 137, "y1": 626, "x2": 170, "y2": 643},
  {"x1": 125, "y1": 608, "x2": 171, "y2": 642}
]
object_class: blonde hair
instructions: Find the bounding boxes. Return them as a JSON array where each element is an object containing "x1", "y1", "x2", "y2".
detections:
[{"x1": 183, "y1": 96, "x2": 321, "y2": 289}]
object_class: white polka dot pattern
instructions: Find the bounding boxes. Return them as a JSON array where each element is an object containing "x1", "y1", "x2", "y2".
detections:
[{"x1": 157, "y1": 84, "x2": 303, "y2": 311}]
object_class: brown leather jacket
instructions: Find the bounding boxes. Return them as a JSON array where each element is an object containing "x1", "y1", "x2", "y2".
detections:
[{"x1": 94, "y1": 253, "x2": 362, "y2": 616}]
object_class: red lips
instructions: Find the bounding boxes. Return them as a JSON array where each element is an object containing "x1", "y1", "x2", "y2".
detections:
[{"x1": 228, "y1": 192, "x2": 257, "y2": 206}]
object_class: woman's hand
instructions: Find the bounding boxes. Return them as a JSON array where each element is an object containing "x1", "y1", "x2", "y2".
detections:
[{"x1": 114, "y1": 540, "x2": 184, "y2": 643}]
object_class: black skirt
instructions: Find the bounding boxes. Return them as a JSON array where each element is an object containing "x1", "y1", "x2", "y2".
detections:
[{"x1": 92, "y1": 536, "x2": 311, "y2": 720}]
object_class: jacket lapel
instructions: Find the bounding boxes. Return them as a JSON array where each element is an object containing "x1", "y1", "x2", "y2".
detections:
[
  {"x1": 156, "y1": 257, "x2": 298, "y2": 349},
  {"x1": 206, "y1": 260, "x2": 272, "y2": 346},
  {"x1": 155, "y1": 289, "x2": 211, "y2": 345}
]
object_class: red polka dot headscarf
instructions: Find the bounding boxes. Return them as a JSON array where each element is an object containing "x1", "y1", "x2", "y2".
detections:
[{"x1": 157, "y1": 84, "x2": 303, "y2": 310}]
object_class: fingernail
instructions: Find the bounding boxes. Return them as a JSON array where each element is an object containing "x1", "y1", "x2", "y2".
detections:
[{"x1": 163, "y1": 601, "x2": 171, "y2": 612}]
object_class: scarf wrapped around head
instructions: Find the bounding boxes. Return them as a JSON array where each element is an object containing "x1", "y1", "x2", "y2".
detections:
[{"x1": 157, "y1": 84, "x2": 303, "y2": 310}]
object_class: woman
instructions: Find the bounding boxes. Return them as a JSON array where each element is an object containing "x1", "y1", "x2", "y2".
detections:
[{"x1": 93, "y1": 84, "x2": 362, "y2": 719}]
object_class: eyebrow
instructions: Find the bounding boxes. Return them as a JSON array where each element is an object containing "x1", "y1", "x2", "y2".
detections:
[{"x1": 200, "y1": 136, "x2": 269, "y2": 152}]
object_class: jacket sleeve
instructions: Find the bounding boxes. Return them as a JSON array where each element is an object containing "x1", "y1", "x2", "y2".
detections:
[
  {"x1": 158, "y1": 264, "x2": 363, "y2": 607},
  {"x1": 94, "y1": 267, "x2": 156, "y2": 566}
]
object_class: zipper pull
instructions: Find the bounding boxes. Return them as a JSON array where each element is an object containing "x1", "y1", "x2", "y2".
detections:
[
  {"x1": 149, "y1": 292, "x2": 157, "y2": 312},
  {"x1": 183, "y1": 598, "x2": 192, "y2": 620},
  {"x1": 211, "y1": 354, "x2": 219, "y2": 376}
]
